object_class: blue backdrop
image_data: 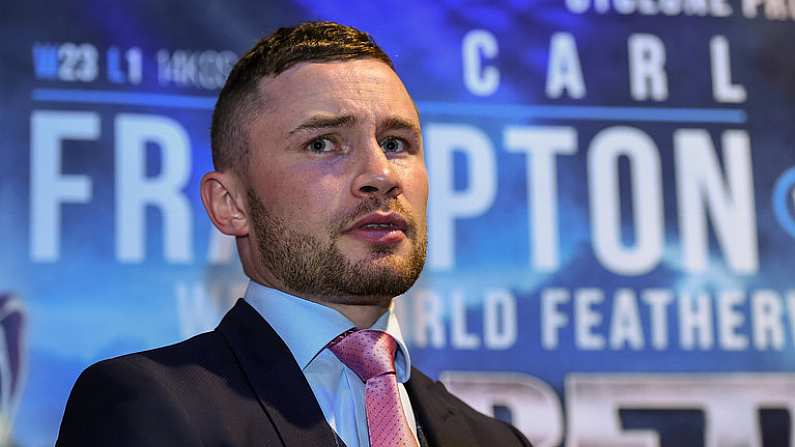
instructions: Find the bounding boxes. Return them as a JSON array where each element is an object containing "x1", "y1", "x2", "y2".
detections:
[{"x1": 3, "y1": 1, "x2": 795, "y2": 446}]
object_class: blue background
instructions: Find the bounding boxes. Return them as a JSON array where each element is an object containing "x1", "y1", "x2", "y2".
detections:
[{"x1": 3, "y1": 1, "x2": 795, "y2": 446}]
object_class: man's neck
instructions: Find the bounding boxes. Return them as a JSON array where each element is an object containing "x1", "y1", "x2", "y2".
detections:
[
  {"x1": 247, "y1": 274, "x2": 392, "y2": 328},
  {"x1": 322, "y1": 301, "x2": 390, "y2": 328}
]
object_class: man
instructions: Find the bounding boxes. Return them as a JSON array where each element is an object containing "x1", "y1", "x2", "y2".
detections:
[{"x1": 57, "y1": 22, "x2": 532, "y2": 447}]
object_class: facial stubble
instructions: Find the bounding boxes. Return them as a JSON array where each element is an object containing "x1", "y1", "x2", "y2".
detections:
[{"x1": 247, "y1": 188, "x2": 427, "y2": 303}]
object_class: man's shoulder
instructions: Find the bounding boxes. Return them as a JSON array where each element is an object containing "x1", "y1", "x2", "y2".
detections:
[
  {"x1": 57, "y1": 332, "x2": 218, "y2": 446},
  {"x1": 62, "y1": 298, "x2": 277, "y2": 419},
  {"x1": 80, "y1": 329, "x2": 227, "y2": 383},
  {"x1": 63, "y1": 330, "x2": 234, "y2": 417},
  {"x1": 57, "y1": 329, "x2": 266, "y2": 446},
  {"x1": 408, "y1": 368, "x2": 533, "y2": 447}
]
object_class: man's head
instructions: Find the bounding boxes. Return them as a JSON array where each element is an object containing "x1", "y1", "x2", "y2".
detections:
[
  {"x1": 201, "y1": 22, "x2": 428, "y2": 315},
  {"x1": 210, "y1": 21, "x2": 395, "y2": 173}
]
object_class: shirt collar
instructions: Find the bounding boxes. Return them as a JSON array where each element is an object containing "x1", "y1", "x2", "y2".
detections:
[{"x1": 244, "y1": 281, "x2": 412, "y2": 382}]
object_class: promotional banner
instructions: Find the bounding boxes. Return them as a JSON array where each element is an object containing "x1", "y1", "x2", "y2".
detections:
[{"x1": 3, "y1": 1, "x2": 795, "y2": 445}]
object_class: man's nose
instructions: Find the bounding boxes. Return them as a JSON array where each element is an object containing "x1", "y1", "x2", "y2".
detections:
[{"x1": 351, "y1": 142, "x2": 402, "y2": 200}]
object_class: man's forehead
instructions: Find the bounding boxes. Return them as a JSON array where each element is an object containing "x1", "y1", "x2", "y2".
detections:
[
  {"x1": 286, "y1": 113, "x2": 421, "y2": 139},
  {"x1": 254, "y1": 59, "x2": 420, "y2": 125},
  {"x1": 262, "y1": 57, "x2": 395, "y2": 82},
  {"x1": 259, "y1": 60, "x2": 409, "y2": 99}
]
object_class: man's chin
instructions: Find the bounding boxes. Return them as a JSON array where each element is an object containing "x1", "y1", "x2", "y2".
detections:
[
  {"x1": 345, "y1": 249, "x2": 414, "y2": 270},
  {"x1": 334, "y1": 250, "x2": 421, "y2": 293},
  {"x1": 339, "y1": 237, "x2": 412, "y2": 258}
]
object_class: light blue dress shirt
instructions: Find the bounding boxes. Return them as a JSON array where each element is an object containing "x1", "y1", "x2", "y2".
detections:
[{"x1": 244, "y1": 281, "x2": 419, "y2": 447}]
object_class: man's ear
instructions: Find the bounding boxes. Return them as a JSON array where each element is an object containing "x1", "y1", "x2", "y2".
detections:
[{"x1": 200, "y1": 171, "x2": 249, "y2": 237}]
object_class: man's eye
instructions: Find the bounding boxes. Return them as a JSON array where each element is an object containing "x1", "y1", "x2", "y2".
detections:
[
  {"x1": 381, "y1": 137, "x2": 406, "y2": 153},
  {"x1": 307, "y1": 137, "x2": 335, "y2": 153}
]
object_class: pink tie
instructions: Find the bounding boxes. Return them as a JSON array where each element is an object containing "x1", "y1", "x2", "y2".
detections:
[{"x1": 329, "y1": 329, "x2": 419, "y2": 447}]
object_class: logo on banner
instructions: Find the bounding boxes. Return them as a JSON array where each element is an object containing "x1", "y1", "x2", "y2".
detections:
[
  {"x1": 0, "y1": 294, "x2": 26, "y2": 444},
  {"x1": 773, "y1": 166, "x2": 795, "y2": 239}
]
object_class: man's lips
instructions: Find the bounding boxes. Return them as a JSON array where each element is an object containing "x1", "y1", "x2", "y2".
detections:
[{"x1": 343, "y1": 212, "x2": 409, "y2": 244}]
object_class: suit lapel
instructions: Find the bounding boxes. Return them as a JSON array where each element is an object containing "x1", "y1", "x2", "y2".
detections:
[
  {"x1": 217, "y1": 299, "x2": 338, "y2": 447},
  {"x1": 405, "y1": 368, "x2": 479, "y2": 447}
]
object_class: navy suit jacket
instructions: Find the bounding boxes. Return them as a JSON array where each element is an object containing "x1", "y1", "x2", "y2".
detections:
[{"x1": 57, "y1": 299, "x2": 532, "y2": 446}]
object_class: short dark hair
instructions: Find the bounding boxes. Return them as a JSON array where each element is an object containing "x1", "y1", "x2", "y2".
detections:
[{"x1": 210, "y1": 21, "x2": 395, "y2": 172}]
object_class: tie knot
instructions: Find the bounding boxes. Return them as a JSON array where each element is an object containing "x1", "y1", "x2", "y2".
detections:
[{"x1": 328, "y1": 329, "x2": 398, "y2": 382}]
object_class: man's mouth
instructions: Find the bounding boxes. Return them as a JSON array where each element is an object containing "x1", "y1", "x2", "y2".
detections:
[{"x1": 344, "y1": 212, "x2": 409, "y2": 245}]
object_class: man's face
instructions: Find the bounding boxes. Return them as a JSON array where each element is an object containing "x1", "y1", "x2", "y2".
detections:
[{"x1": 244, "y1": 58, "x2": 428, "y2": 304}]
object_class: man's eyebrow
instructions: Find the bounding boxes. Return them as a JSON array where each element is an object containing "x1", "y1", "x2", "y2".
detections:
[
  {"x1": 288, "y1": 115, "x2": 356, "y2": 135},
  {"x1": 379, "y1": 117, "x2": 421, "y2": 135}
]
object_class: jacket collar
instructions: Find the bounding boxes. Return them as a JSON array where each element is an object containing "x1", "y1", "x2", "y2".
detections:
[
  {"x1": 243, "y1": 281, "x2": 413, "y2": 383},
  {"x1": 405, "y1": 367, "x2": 479, "y2": 447},
  {"x1": 217, "y1": 299, "x2": 339, "y2": 447},
  {"x1": 218, "y1": 298, "x2": 478, "y2": 447}
]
